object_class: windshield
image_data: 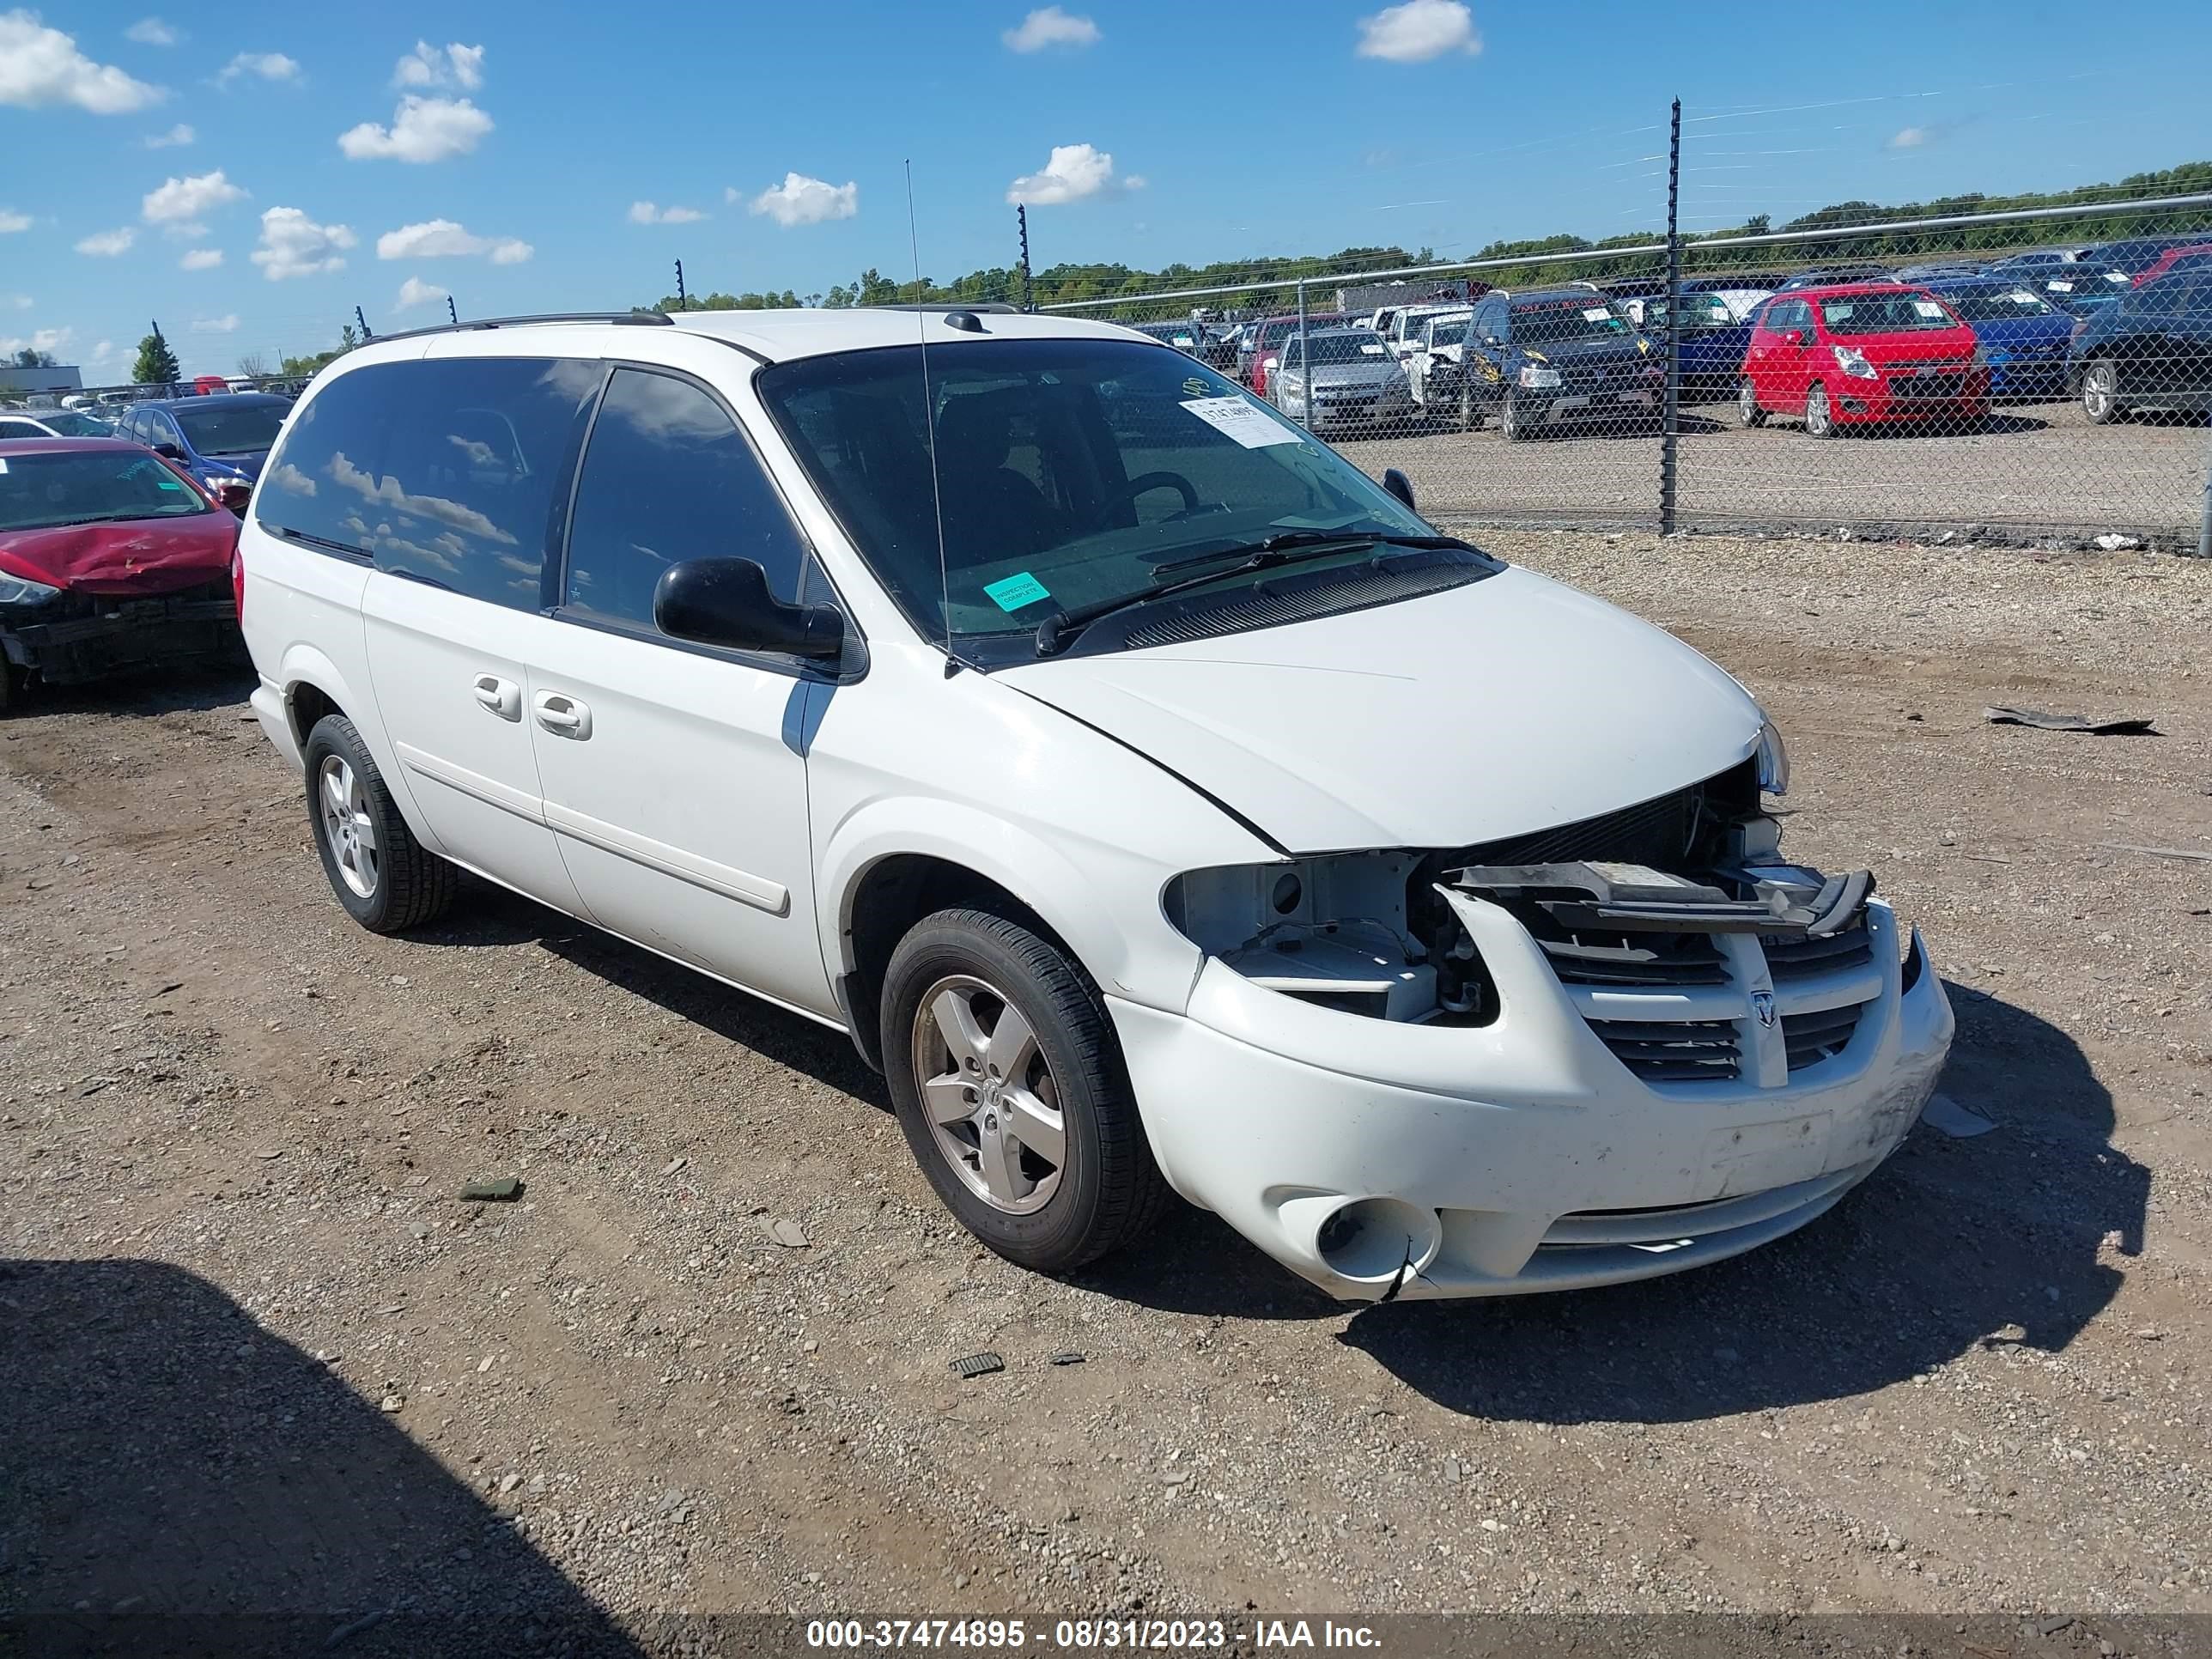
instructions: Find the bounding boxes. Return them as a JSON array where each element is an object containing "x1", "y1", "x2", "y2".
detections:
[
  {"x1": 1298, "y1": 334, "x2": 1389, "y2": 366},
  {"x1": 1418, "y1": 312, "x2": 1473, "y2": 345},
  {"x1": 1935, "y1": 284, "x2": 2057, "y2": 321},
  {"x1": 172, "y1": 399, "x2": 289, "y2": 456},
  {"x1": 1512, "y1": 298, "x2": 1632, "y2": 344},
  {"x1": 1817, "y1": 294, "x2": 1960, "y2": 334},
  {"x1": 755, "y1": 338, "x2": 1435, "y2": 652},
  {"x1": 1258, "y1": 315, "x2": 1343, "y2": 349},
  {"x1": 0, "y1": 449, "x2": 215, "y2": 532}
]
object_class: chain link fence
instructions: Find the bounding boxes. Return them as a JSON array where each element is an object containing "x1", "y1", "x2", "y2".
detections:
[{"x1": 1044, "y1": 193, "x2": 2212, "y2": 554}]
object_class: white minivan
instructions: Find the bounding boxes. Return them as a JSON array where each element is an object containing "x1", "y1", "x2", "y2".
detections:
[{"x1": 237, "y1": 306, "x2": 1954, "y2": 1301}]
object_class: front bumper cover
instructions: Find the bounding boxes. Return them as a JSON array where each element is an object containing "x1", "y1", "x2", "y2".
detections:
[
  {"x1": 1, "y1": 586, "x2": 241, "y2": 687},
  {"x1": 1111, "y1": 896, "x2": 1952, "y2": 1301}
]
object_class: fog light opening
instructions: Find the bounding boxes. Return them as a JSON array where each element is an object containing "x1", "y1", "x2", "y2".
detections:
[{"x1": 1315, "y1": 1197, "x2": 1442, "y2": 1283}]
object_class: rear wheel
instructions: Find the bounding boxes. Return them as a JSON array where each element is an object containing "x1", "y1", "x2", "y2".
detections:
[
  {"x1": 1501, "y1": 388, "x2": 1528, "y2": 441},
  {"x1": 1804, "y1": 381, "x2": 1836, "y2": 438},
  {"x1": 882, "y1": 908, "x2": 1170, "y2": 1273},
  {"x1": 2081, "y1": 359, "x2": 2124, "y2": 425},
  {"x1": 302, "y1": 714, "x2": 455, "y2": 933},
  {"x1": 1738, "y1": 376, "x2": 1766, "y2": 428}
]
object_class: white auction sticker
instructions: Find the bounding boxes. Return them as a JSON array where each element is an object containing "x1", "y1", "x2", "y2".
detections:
[
  {"x1": 1912, "y1": 300, "x2": 1948, "y2": 319},
  {"x1": 1181, "y1": 396, "x2": 1305, "y2": 448},
  {"x1": 1582, "y1": 307, "x2": 1612, "y2": 322}
]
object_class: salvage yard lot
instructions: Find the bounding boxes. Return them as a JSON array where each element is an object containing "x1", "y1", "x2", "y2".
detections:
[
  {"x1": 2, "y1": 532, "x2": 2209, "y2": 1632},
  {"x1": 1340, "y1": 399, "x2": 2212, "y2": 544}
]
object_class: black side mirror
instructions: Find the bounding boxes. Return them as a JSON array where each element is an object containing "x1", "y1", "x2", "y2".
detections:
[
  {"x1": 653, "y1": 557, "x2": 843, "y2": 660},
  {"x1": 154, "y1": 442, "x2": 185, "y2": 459},
  {"x1": 1382, "y1": 468, "x2": 1417, "y2": 513}
]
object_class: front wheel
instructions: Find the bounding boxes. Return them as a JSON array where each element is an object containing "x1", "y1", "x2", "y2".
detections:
[
  {"x1": 1738, "y1": 376, "x2": 1766, "y2": 428},
  {"x1": 1804, "y1": 381, "x2": 1836, "y2": 439},
  {"x1": 881, "y1": 908, "x2": 1170, "y2": 1273},
  {"x1": 2081, "y1": 359, "x2": 2124, "y2": 425},
  {"x1": 303, "y1": 714, "x2": 455, "y2": 933},
  {"x1": 1501, "y1": 388, "x2": 1528, "y2": 441}
]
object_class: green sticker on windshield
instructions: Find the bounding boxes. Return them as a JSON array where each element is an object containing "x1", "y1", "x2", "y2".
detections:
[
  {"x1": 155, "y1": 480, "x2": 184, "y2": 489},
  {"x1": 983, "y1": 571, "x2": 1052, "y2": 612}
]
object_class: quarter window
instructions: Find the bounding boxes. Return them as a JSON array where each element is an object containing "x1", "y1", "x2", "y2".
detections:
[
  {"x1": 255, "y1": 356, "x2": 602, "y2": 608},
  {"x1": 562, "y1": 368, "x2": 811, "y2": 630}
]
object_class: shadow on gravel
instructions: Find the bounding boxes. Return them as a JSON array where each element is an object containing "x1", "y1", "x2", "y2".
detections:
[
  {"x1": 1335, "y1": 982, "x2": 2145, "y2": 1423},
  {"x1": 4, "y1": 662, "x2": 254, "y2": 722},
  {"x1": 0, "y1": 1258, "x2": 638, "y2": 1658}
]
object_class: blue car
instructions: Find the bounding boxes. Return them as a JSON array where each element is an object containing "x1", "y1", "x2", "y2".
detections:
[
  {"x1": 1921, "y1": 277, "x2": 2076, "y2": 402},
  {"x1": 111, "y1": 392, "x2": 293, "y2": 496}
]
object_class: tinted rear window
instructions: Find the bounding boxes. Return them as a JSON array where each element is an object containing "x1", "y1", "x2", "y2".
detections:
[{"x1": 256, "y1": 357, "x2": 602, "y2": 608}]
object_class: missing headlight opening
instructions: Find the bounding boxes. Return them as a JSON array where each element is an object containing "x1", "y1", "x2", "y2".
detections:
[{"x1": 1170, "y1": 759, "x2": 1878, "y2": 1039}]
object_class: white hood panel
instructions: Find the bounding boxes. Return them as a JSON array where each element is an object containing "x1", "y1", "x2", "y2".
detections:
[{"x1": 1000, "y1": 567, "x2": 1762, "y2": 854}]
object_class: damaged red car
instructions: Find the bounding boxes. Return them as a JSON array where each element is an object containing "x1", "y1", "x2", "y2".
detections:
[{"x1": 0, "y1": 438, "x2": 246, "y2": 714}]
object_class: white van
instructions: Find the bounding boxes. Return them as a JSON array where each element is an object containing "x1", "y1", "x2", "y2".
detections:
[{"x1": 237, "y1": 307, "x2": 1953, "y2": 1300}]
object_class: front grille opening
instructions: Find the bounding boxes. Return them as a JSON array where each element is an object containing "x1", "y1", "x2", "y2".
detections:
[
  {"x1": 1586, "y1": 1017, "x2": 1741, "y2": 1083},
  {"x1": 1781, "y1": 1002, "x2": 1867, "y2": 1071},
  {"x1": 1762, "y1": 922, "x2": 1875, "y2": 980},
  {"x1": 1538, "y1": 929, "x2": 1730, "y2": 988}
]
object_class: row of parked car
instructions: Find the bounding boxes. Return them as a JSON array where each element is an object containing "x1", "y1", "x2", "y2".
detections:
[{"x1": 1121, "y1": 231, "x2": 2212, "y2": 441}]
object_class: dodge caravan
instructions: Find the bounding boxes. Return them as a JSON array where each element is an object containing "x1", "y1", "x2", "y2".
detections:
[{"x1": 237, "y1": 307, "x2": 1954, "y2": 1301}]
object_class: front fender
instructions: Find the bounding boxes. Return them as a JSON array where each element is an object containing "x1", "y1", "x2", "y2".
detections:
[{"x1": 816, "y1": 795, "x2": 1208, "y2": 1015}]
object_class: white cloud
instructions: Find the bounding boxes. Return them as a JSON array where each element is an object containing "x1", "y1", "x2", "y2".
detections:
[
  {"x1": 2, "y1": 293, "x2": 28, "y2": 308},
  {"x1": 0, "y1": 208, "x2": 29, "y2": 234},
  {"x1": 1006, "y1": 143, "x2": 1139, "y2": 206},
  {"x1": 0, "y1": 325, "x2": 75, "y2": 358},
  {"x1": 374, "y1": 218, "x2": 531, "y2": 264},
  {"x1": 250, "y1": 205, "x2": 354, "y2": 280},
  {"x1": 191, "y1": 313, "x2": 238, "y2": 333},
  {"x1": 1355, "y1": 0, "x2": 1480, "y2": 63},
  {"x1": 179, "y1": 246, "x2": 222, "y2": 270},
  {"x1": 126, "y1": 16, "x2": 180, "y2": 46},
  {"x1": 629, "y1": 200, "x2": 705, "y2": 225},
  {"x1": 745, "y1": 173, "x2": 858, "y2": 228},
  {"x1": 0, "y1": 10, "x2": 165, "y2": 112},
  {"x1": 393, "y1": 40, "x2": 483, "y2": 90},
  {"x1": 142, "y1": 168, "x2": 246, "y2": 223},
  {"x1": 1002, "y1": 6, "x2": 1099, "y2": 51},
  {"x1": 76, "y1": 226, "x2": 137, "y2": 256},
  {"x1": 144, "y1": 120, "x2": 192, "y2": 147},
  {"x1": 338, "y1": 94, "x2": 492, "y2": 162},
  {"x1": 1889, "y1": 127, "x2": 1928, "y2": 149},
  {"x1": 87, "y1": 337, "x2": 116, "y2": 366},
  {"x1": 395, "y1": 275, "x2": 448, "y2": 310},
  {"x1": 216, "y1": 51, "x2": 299, "y2": 87}
]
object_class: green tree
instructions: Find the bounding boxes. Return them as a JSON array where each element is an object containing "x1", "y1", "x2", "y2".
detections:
[
  {"x1": 132, "y1": 330, "x2": 181, "y2": 385},
  {"x1": 11, "y1": 347, "x2": 59, "y2": 368},
  {"x1": 279, "y1": 324, "x2": 358, "y2": 380}
]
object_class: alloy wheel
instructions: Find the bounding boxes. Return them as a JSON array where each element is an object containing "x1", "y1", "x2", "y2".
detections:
[
  {"x1": 2082, "y1": 362, "x2": 2118, "y2": 422},
  {"x1": 909, "y1": 974, "x2": 1066, "y2": 1215},
  {"x1": 317, "y1": 754, "x2": 380, "y2": 900}
]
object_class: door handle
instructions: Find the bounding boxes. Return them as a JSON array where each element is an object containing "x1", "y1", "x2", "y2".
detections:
[
  {"x1": 472, "y1": 673, "x2": 522, "y2": 721},
  {"x1": 532, "y1": 689, "x2": 592, "y2": 740}
]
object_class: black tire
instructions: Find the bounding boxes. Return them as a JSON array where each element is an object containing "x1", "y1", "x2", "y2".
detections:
[
  {"x1": 1457, "y1": 380, "x2": 1485, "y2": 433},
  {"x1": 1738, "y1": 376, "x2": 1766, "y2": 428},
  {"x1": 1501, "y1": 388, "x2": 1528, "y2": 441},
  {"x1": 880, "y1": 907, "x2": 1170, "y2": 1273},
  {"x1": 302, "y1": 713, "x2": 455, "y2": 933}
]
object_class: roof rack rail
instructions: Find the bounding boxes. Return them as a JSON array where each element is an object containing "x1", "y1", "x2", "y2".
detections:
[
  {"x1": 875, "y1": 302, "x2": 1020, "y2": 314},
  {"x1": 371, "y1": 310, "x2": 672, "y2": 345}
]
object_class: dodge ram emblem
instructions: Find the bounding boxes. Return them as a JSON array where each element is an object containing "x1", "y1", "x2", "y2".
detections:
[{"x1": 1753, "y1": 991, "x2": 1778, "y2": 1030}]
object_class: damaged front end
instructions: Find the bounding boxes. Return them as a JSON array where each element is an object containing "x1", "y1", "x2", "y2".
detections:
[
  {"x1": 1146, "y1": 757, "x2": 1952, "y2": 1298},
  {"x1": 0, "y1": 579, "x2": 244, "y2": 690}
]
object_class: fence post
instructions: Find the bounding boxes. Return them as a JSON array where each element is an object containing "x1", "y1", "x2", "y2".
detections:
[
  {"x1": 2200, "y1": 427, "x2": 2212, "y2": 559},
  {"x1": 1295, "y1": 279, "x2": 1310, "y2": 428},
  {"x1": 1660, "y1": 96, "x2": 1681, "y2": 537}
]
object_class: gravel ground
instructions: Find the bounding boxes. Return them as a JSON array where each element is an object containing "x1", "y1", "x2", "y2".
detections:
[
  {"x1": 2, "y1": 532, "x2": 2209, "y2": 1648},
  {"x1": 1337, "y1": 399, "x2": 2212, "y2": 547}
]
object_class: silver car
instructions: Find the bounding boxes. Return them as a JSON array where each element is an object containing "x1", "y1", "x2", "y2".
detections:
[{"x1": 1271, "y1": 327, "x2": 1414, "y2": 433}]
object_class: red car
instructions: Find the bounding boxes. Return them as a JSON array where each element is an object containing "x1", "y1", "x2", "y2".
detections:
[
  {"x1": 1738, "y1": 283, "x2": 1990, "y2": 437},
  {"x1": 1243, "y1": 310, "x2": 1349, "y2": 398},
  {"x1": 0, "y1": 438, "x2": 245, "y2": 713},
  {"x1": 2132, "y1": 242, "x2": 2212, "y2": 289}
]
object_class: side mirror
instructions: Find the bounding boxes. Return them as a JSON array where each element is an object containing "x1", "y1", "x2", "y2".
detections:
[
  {"x1": 1381, "y1": 468, "x2": 1417, "y2": 513},
  {"x1": 653, "y1": 557, "x2": 843, "y2": 660},
  {"x1": 154, "y1": 442, "x2": 185, "y2": 459},
  {"x1": 216, "y1": 481, "x2": 252, "y2": 514}
]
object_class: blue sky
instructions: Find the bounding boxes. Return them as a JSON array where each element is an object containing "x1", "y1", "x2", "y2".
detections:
[{"x1": 4, "y1": 0, "x2": 2208, "y2": 379}]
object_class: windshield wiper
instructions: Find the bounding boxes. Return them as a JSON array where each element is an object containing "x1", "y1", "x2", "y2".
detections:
[{"x1": 1033, "y1": 530, "x2": 1481, "y2": 657}]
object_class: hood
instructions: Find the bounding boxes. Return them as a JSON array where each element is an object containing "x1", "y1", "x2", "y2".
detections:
[
  {"x1": 195, "y1": 450, "x2": 267, "y2": 481},
  {"x1": 1522, "y1": 334, "x2": 1654, "y2": 367},
  {"x1": 1966, "y1": 313, "x2": 2075, "y2": 350},
  {"x1": 1836, "y1": 329, "x2": 1977, "y2": 364},
  {"x1": 998, "y1": 566, "x2": 1761, "y2": 854},
  {"x1": 0, "y1": 508, "x2": 237, "y2": 598},
  {"x1": 1306, "y1": 361, "x2": 1403, "y2": 388}
]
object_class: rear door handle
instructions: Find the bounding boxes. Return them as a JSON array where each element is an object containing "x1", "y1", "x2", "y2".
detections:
[
  {"x1": 532, "y1": 689, "x2": 592, "y2": 740},
  {"x1": 472, "y1": 674, "x2": 521, "y2": 721}
]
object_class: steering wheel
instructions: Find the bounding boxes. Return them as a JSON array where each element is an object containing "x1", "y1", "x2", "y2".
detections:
[{"x1": 1085, "y1": 470, "x2": 1200, "y2": 533}]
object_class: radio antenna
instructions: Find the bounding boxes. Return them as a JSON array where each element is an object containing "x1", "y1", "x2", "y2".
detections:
[{"x1": 905, "y1": 161, "x2": 958, "y2": 677}]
